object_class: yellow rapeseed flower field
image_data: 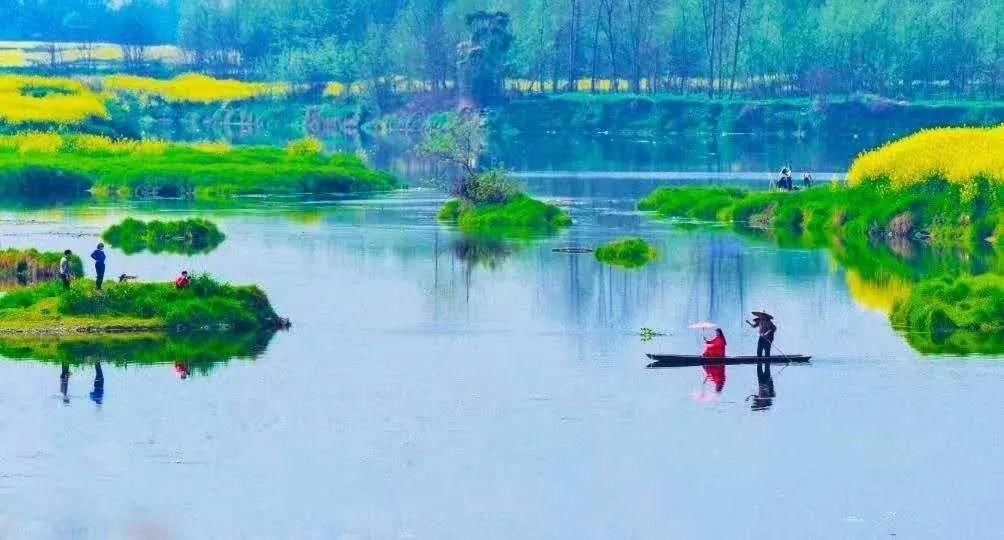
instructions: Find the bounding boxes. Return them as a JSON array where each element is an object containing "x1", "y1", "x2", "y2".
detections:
[
  {"x1": 0, "y1": 75, "x2": 109, "y2": 125},
  {"x1": 0, "y1": 49, "x2": 26, "y2": 67},
  {"x1": 103, "y1": 73, "x2": 289, "y2": 103},
  {"x1": 847, "y1": 125, "x2": 1004, "y2": 192}
]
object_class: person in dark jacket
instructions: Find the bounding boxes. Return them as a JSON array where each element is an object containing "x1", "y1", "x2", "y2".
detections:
[
  {"x1": 746, "y1": 310, "x2": 777, "y2": 357},
  {"x1": 91, "y1": 243, "x2": 106, "y2": 290}
]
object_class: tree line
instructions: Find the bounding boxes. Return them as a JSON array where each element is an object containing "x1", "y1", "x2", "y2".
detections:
[{"x1": 2, "y1": 0, "x2": 1002, "y2": 99}]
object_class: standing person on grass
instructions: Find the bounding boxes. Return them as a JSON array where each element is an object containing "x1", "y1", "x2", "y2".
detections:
[
  {"x1": 91, "y1": 243, "x2": 106, "y2": 290},
  {"x1": 58, "y1": 249, "x2": 74, "y2": 289}
]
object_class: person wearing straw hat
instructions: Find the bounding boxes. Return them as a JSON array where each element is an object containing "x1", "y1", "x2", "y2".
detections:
[{"x1": 746, "y1": 310, "x2": 777, "y2": 357}]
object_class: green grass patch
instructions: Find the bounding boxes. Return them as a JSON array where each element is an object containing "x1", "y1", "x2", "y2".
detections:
[
  {"x1": 0, "y1": 274, "x2": 279, "y2": 335},
  {"x1": 594, "y1": 237, "x2": 657, "y2": 268},
  {"x1": 439, "y1": 194, "x2": 572, "y2": 236},
  {"x1": 0, "y1": 133, "x2": 398, "y2": 199},
  {"x1": 102, "y1": 217, "x2": 225, "y2": 255}
]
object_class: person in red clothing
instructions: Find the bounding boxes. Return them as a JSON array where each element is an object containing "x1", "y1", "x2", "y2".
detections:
[
  {"x1": 173, "y1": 270, "x2": 190, "y2": 289},
  {"x1": 701, "y1": 328, "x2": 727, "y2": 392},
  {"x1": 702, "y1": 328, "x2": 727, "y2": 357}
]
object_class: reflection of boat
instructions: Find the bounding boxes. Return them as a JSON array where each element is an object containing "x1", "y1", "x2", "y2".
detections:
[{"x1": 646, "y1": 354, "x2": 810, "y2": 367}]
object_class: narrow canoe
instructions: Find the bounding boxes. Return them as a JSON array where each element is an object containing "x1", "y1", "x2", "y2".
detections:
[{"x1": 645, "y1": 354, "x2": 811, "y2": 368}]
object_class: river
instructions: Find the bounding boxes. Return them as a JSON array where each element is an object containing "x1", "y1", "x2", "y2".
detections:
[{"x1": 0, "y1": 133, "x2": 999, "y2": 539}]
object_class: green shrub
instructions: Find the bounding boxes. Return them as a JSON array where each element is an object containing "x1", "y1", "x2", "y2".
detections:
[
  {"x1": 439, "y1": 194, "x2": 572, "y2": 235},
  {"x1": 594, "y1": 238, "x2": 657, "y2": 268}
]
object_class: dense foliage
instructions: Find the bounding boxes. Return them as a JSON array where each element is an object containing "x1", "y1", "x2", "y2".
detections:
[
  {"x1": 594, "y1": 238, "x2": 657, "y2": 268},
  {"x1": 2, "y1": 0, "x2": 1001, "y2": 100},
  {"x1": 0, "y1": 133, "x2": 397, "y2": 198},
  {"x1": 0, "y1": 274, "x2": 279, "y2": 333},
  {"x1": 102, "y1": 217, "x2": 225, "y2": 255}
]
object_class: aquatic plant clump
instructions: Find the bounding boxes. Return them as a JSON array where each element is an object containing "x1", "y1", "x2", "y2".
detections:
[
  {"x1": 0, "y1": 75, "x2": 109, "y2": 125},
  {"x1": 103, "y1": 73, "x2": 289, "y2": 103},
  {"x1": 439, "y1": 195, "x2": 572, "y2": 234},
  {"x1": 102, "y1": 217, "x2": 226, "y2": 255},
  {"x1": 0, "y1": 274, "x2": 280, "y2": 335},
  {"x1": 848, "y1": 126, "x2": 1004, "y2": 192},
  {"x1": 890, "y1": 274, "x2": 1004, "y2": 355},
  {"x1": 0, "y1": 248, "x2": 84, "y2": 284},
  {"x1": 594, "y1": 238, "x2": 658, "y2": 268},
  {"x1": 0, "y1": 133, "x2": 398, "y2": 198}
]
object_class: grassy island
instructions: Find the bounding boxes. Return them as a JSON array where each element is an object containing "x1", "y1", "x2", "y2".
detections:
[
  {"x1": 0, "y1": 248, "x2": 84, "y2": 285},
  {"x1": 594, "y1": 238, "x2": 657, "y2": 268},
  {"x1": 639, "y1": 126, "x2": 1004, "y2": 354},
  {"x1": 439, "y1": 194, "x2": 572, "y2": 234},
  {"x1": 0, "y1": 133, "x2": 397, "y2": 199},
  {"x1": 103, "y1": 217, "x2": 225, "y2": 254},
  {"x1": 0, "y1": 274, "x2": 280, "y2": 335}
]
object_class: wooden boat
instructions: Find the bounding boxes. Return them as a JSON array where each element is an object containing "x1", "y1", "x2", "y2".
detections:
[{"x1": 645, "y1": 353, "x2": 811, "y2": 368}]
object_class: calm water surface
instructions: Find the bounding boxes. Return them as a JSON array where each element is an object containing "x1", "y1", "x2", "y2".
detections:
[{"x1": 0, "y1": 138, "x2": 1000, "y2": 539}]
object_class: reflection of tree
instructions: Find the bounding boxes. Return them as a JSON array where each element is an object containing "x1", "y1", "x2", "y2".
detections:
[{"x1": 451, "y1": 236, "x2": 514, "y2": 271}]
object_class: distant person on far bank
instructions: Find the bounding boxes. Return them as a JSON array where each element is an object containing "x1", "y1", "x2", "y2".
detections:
[
  {"x1": 91, "y1": 243, "x2": 106, "y2": 290},
  {"x1": 173, "y1": 270, "x2": 190, "y2": 290},
  {"x1": 59, "y1": 249, "x2": 74, "y2": 289},
  {"x1": 803, "y1": 172, "x2": 813, "y2": 189},
  {"x1": 778, "y1": 167, "x2": 794, "y2": 191}
]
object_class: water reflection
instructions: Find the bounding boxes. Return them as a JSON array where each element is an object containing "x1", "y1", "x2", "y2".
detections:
[
  {"x1": 5, "y1": 331, "x2": 276, "y2": 376},
  {"x1": 748, "y1": 363, "x2": 777, "y2": 411}
]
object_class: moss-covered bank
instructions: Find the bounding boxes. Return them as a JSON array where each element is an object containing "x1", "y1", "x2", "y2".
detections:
[
  {"x1": 0, "y1": 274, "x2": 280, "y2": 335},
  {"x1": 102, "y1": 217, "x2": 225, "y2": 255},
  {"x1": 594, "y1": 238, "x2": 657, "y2": 268},
  {"x1": 890, "y1": 274, "x2": 1004, "y2": 355}
]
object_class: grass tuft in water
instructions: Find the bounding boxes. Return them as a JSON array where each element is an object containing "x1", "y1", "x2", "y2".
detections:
[{"x1": 594, "y1": 237, "x2": 657, "y2": 268}]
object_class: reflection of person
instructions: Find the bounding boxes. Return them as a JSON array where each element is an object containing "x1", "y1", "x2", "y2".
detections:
[
  {"x1": 746, "y1": 311, "x2": 776, "y2": 357},
  {"x1": 702, "y1": 364, "x2": 726, "y2": 392},
  {"x1": 749, "y1": 362, "x2": 776, "y2": 411},
  {"x1": 59, "y1": 363, "x2": 70, "y2": 404},
  {"x1": 173, "y1": 270, "x2": 190, "y2": 289},
  {"x1": 89, "y1": 362, "x2": 104, "y2": 405},
  {"x1": 59, "y1": 250, "x2": 74, "y2": 289},
  {"x1": 91, "y1": 243, "x2": 106, "y2": 291},
  {"x1": 174, "y1": 362, "x2": 191, "y2": 379}
]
